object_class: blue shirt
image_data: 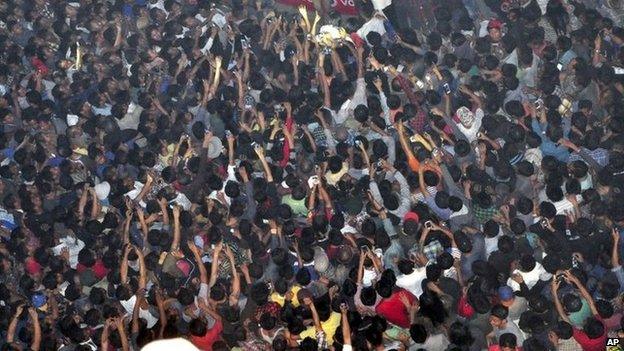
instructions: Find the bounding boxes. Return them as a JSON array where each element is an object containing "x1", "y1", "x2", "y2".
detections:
[{"x1": 531, "y1": 119, "x2": 570, "y2": 162}]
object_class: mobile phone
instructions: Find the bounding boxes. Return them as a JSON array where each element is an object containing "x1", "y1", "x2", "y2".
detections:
[
  {"x1": 425, "y1": 220, "x2": 433, "y2": 229},
  {"x1": 556, "y1": 63, "x2": 563, "y2": 71},
  {"x1": 443, "y1": 83, "x2": 451, "y2": 95},
  {"x1": 432, "y1": 148, "x2": 441, "y2": 158},
  {"x1": 534, "y1": 99, "x2": 543, "y2": 110},
  {"x1": 355, "y1": 140, "x2": 362, "y2": 147},
  {"x1": 225, "y1": 130, "x2": 232, "y2": 137},
  {"x1": 540, "y1": 217, "x2": 548, "y2": 227}
]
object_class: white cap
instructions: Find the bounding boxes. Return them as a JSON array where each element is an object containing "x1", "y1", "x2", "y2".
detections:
[
  {"x1": 141, "y1": 338, "x2": 199, "y2": 351},
  {"x1": 67, "y1": 114, "x2": 79, "y2": 127},
  {"x1": 94, "y1": 182, "x2": 110, "y2": 200}
]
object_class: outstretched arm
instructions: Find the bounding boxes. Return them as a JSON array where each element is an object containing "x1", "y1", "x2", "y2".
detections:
[
  {"x1": 208, "y1": 243, "x2": 223, "y2": 288},
  {"x1": 189, "y1": 240, "x2": 208, "y2": 286},
  {"x1": 135, "y1": 246, "x2": 147, "y2": 290},
  {"x1": 396, "y1": 122, "x2": 419, "y2": 171},
  {"x1": 120, "y1": 244, "x2": 131, "y2": 284},
  {"x1": 171, "y1": 205, "x2": 181, "y2": 252},
  {"x1": 551, "y1": 277, "x2": 570, "y2": 323},
  {"x1": 304, "y1": 297, "x2": 323, "y2": 331},
  {"x1": 155, "y1": 288, "x2": 167, "y2": 338},
  {"x1": 340, "y1": 303, "x2": 351, "y2": 346},
  {"x1": 224, "y1": 245, "x2": 240, "y2": 306},
  {"x1": 564, "y1": 270, "x2": 598, "y2": 316},
  {"x1": 7, "y1": 305, "x2": 24, "y2": 344},
  {"x1": 115, "y1": 317, "x2": 130, "y2": 351},
  {"x1": 254, "y1": 146, "x2": 274, "y2": 182}
]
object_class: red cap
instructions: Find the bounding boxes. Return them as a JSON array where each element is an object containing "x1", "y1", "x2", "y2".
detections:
[
  {"x1": 487, "y1": 19, "x2": 503, "y2": 30},
  {"x1": 404, "y1": 211, "x2": 420, "y2": 223},
  {"x1": 31, "y1": 57, "x2": 49, "y2": 76},
  {"x1": 25, "y1": 257, "x2": 42, "y2": 275}
]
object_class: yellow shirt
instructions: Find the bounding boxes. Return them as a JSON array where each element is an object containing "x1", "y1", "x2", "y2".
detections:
[
  {"x1": 270, "y1": 285, "x2": 302, "y2": 307},
  {"x1": 325, "y1": 163, "x2": 348, "y2": 186},
  {"x1": 298, "y1": 312, "x2": 341, "y2": 343}
]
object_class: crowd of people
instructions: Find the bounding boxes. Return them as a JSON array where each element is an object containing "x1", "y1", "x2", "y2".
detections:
[{"x1": 0, "y1": 0, "x2": 624, "y2": 350}]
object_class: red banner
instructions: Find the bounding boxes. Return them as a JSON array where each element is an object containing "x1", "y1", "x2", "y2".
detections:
[{"x1": 277, "y1": 0, "x2": 358, "y2": 16}]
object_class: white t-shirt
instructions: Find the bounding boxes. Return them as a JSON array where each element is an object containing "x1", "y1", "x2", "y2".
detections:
[
  {"x1": 396, "y1": 267, "x2": 427, "y2": 298},
  {"x1": 552, "y1": 198, "x2": 574, "y2": 215},
  {"x1": 362, "y1": 268, "x2": 378, "y2": 287},
  {"x1": 119, "y1": 295, "x2": 159, "y2": 328},
  {"x1": 456, "y1": 108, "x2": 484, "y2": 142},
  {"x1": 507, "y1": 262, "x2": 552, "y2": 291},
  {"x1": 371, "y1": 0, "x2": 392, "y2": 10},
  {"x1": 356, "y1": 17, "x2": 387, "y2": 43},
  {"x1": 484, "y1": 233, "x2": 500, "y2": 259}
]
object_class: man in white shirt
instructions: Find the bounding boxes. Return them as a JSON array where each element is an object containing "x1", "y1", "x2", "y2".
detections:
[{"x1": 396, "y1": 259, "x2": 427, "y2": 298}]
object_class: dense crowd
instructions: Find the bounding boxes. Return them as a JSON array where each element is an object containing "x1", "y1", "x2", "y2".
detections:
[{"x1": 1, "y1": 0, "x2": 624, "y2": 350}]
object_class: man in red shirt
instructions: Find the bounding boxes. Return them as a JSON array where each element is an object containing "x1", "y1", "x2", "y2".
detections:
[
  {"x1": 374, "y1": 277, "x2": 416, "y2": 329},
  {"x1": 552, "y1": 271, "x2": 606, "y2": 351},
  {"x1": 189, "y1": 302, "x2": 223, "y2": 351},
  {"x1": 571, "y1": 317, "x2": 607, "y2": 351}
]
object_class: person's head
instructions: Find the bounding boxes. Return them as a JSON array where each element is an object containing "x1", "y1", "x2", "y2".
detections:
[
  {"x1": 489, "y1": 304, "x2": 509, "y2": 329},
  {"x1": 551, "y1": 320, "x2": 574, "y2": 344},
  {"x1": 487, "y1": 19, "x2": 503, "y2": 42},
  {"x1": 397, "y1": 259, "x2": 414, "y2": 275},
  {"x1": 519, "y1": 254, "x2": 536, "y2": 272},
  {"x1": 189, "y1": 318, "x2": 207, "y2": 337},
  {"x1": 360, "y1": 286, "x2": 377, "y2": 306},
  {"x1": 448, "y1": 321, "x2": 475, "y2": 347},
  {"x1": 409, "y1": 323, "x2": 427, "y2": 344},
  {"x1": 562, "y1": 293, "x2": 582, "y2": 314},
  {"x1": 499, "y1": 333, "x2": 517, "y2": 351},
  {"x1": 583, "y1": 317, "x2": 605, "y2": 339},
  {"x1": 259, "y1": 313, "x2": 277, "y2": 330}
]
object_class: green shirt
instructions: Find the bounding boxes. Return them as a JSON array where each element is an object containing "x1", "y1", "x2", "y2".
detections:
[
  {"x1": 568, "y1": 298, "x2": 591, "y2": 328},
  {"x1": 282, "y1": 195, "x2": 308, "y2": 217}
]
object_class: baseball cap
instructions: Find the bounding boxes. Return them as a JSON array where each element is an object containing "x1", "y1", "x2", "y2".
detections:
[
  {"x1": 94, "y1": 181, "x2": 110, "y2": 200},
  {"x1": 404, "y1": 211, "x2": 420, "y2": 223},
  {"x1": 31, "y1": 293, "x2": 47, "y2": 310},
  {"x1": 25, "y1": 257, "x2": 42, "y2": 275},
  {"x1": 498, "y1": 285, "x2": 514, "y2": 307},
  {"x1": 206, "y1": 137, "x2": 223, "y2": 159},
  {"x1": 487, "y1": 19, "x2": 503, "y2": 30},
  {"x1": 456, "y1": 106, "x2": 475, "y2": 127}
]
